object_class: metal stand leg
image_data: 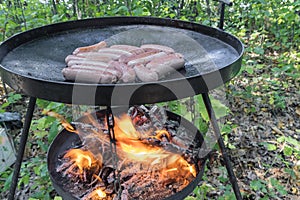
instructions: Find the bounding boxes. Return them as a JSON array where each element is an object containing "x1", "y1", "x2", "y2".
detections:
[
  {"x1": 202, "y1": 93, "x2": 242, "y2": 200},
  {"x1": 8, "y1": 97, "x2": 37, "y2": 200}
]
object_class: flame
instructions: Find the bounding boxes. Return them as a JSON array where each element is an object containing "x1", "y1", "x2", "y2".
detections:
[
  {"x1": 115, "y1": 114, "x2": 140, "y2": 139},
  {"x1": 95, "y1": 189, "x2": 106, "y2": 198},
  {"x1": 63, "y1": 149, "x2": 97, "y2": 174},
  {"x1": 84, "y1": 188, "x2": 106, "y2": 200},
  {"x1": 153, "y1": 129, "x2": 171, "y2": 141},
  {"x1": 43, "y1": 110, "x2": 78, "y2": 134},
  {"x1": 118, "y1": 141, "x2": 170, "y2": 163},
  {"x1": 178, "y1": 157, "x2": 197, "y2": 177},
  {"x1": 113, "y1": 115, "x2": 197, "y2": 178}
]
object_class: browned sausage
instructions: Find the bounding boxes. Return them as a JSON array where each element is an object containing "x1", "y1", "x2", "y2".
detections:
[
  {"x1": 65, "y1": 55, "x2": 84, "y2": 63},
  {"x1": 98, "y1": 48, "x2": 132, "y2": 56},
  {"x1": 62, "y1": 68, "x2": 118, "y2": 83},
  {"x1": 133, "y1": 64, "x2": 158, "y2": 82},
  {"x1": 110, "y1": 45, "x2": 143, "y2": 53},
  {"x1": 119, "y1": 49, "x2": 159, "y2": 63},
  {"x1": 140, "y1": 44, "x2": 175, "y2": 53},
  {"x1": 146, "y1": 53, "x2": 185, "y2": 76},
  {"x1": 76, "y1": 52, "x2": 120, "y2": 62},
  {"x1": 68, "y1": 65, "x2": 122, "y2": 78},
  {"x1": 67, "y1": 60, "x2": 109, "y2": 68},
  {"x1": 108, "y1": 61, "x2": 136, "y2": 83},
  {"x1": 73, "y1": 41, "x2": 107, "y2": 55},
  {"x1": 127, "y1": 52, "x2": 167, "y2": 66}
]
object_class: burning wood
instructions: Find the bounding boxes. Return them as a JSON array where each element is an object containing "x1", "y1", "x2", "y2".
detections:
[
  {"x1": 54, "y1": 106, "x2": 202, "y2": 200},
  {"x1": 57, "y1": 148, "x2": 101, "y2": 183}
]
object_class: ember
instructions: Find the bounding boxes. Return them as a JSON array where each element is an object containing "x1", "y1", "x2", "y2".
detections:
[{"x1": 52, "y1": 106, "x2": 202, "y2": 200}]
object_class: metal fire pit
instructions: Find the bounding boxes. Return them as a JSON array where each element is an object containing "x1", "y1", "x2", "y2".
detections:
[{"x1": 47, "y1": 108, "x2": 208, "y2": 200}]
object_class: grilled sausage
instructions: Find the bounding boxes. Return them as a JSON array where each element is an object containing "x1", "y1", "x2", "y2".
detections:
[
  {"x1": 140, "y1": 44, "x2": 175, "y2": 53},
  {"x1": 110, "y1": 45, "x2": 144, "y2": 53},
  {"x1": 67, "y1": 60, "x2": 109, "y2": 68},
  {"x1": 98, "y1": 48, "x2": 132, "y2": 56},
  {"x1": 146, "y1": 53, "x2": 185, "y2": 76},
  {"x1": 119, "y1": 50, "x2": 159, "y2": 64},
  {"x1": 127, "y1": 52, "x2": 167, "y2": 67},
  {"x1": 133, "y1": 64, "x2": 158, "y2": 82},
  {"x1": 76, "y1": 52, "x2": 120, "y2": 62},
  {"x1": 62, "y1": 68, "x2": 118, "y2": 83},
  {"x1": 73, "y1": 41, "x2": 107, "y2": 55},
  {"x1": 68, "y1": 65, "x2": 122, "y2": 79},
  {"x1": 108, "y1": 61, "x2": 136, "y2": 83},
  {"x1": 65, "y1": 55, "x2": 85, "y2": 63}
]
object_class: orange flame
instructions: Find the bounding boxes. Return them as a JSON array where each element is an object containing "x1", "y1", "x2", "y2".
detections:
[
  {"x1": 43, "y1": 110, "x2": 78, "y2": 134},
  {"x1": 113, "y1": 115, "x2": 197, "y2": 178},
  {"x1": 84, "y1": 188, "x2": 107, "y2": 200},
  {"x1": 63, "y1": 149, "x2": 98, "y2": 174},
  {"x1": 95, "y1": 188, "x2": 106, "y2": 198}
]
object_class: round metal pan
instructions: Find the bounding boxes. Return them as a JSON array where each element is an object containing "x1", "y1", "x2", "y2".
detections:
[
  {"x1": 47, "y1": 109, "x2": 209, "y2": 200},
  {"x1": 0, "y1": 17, "x2": 243, "y2": 105}
]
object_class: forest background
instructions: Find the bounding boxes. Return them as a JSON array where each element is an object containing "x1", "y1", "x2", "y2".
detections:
[{"x1": 0, "y1": 0, "x2": 299, "y2": 199}]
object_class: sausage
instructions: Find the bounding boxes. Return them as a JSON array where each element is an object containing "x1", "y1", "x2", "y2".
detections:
[
  {"x1": 108, "y1": 61, "x2": 136, "y2": 83},
  {"x1": 62, "y1": 68, "x2": 118, "y2": 83},
  {"x1": 65, "y1": 55, "x2": 85, "y2": 63},
  {"x1": 76, "y1": 52, "x2": 120, "y2": 62},
  {"x1": 133, "y1": 64, "x2": 158, "y2": 82},
  {"x1": 68, "y1": 65, "x2": 122, "y2": 79},
  {"x1": 146, "y1": 53, "x2": 185, "y2": 76},
  {"x1": 140, "y1": 44, "x2": 175, "y2": 53},
  {"x1": 119, "y1": 50, "x2": 159, "y2": 64},
  {"x1": 98, "y1": 48, "x2": 132, "y2": 56},
  {"x1": 67, "y1": 60, "x2": 109, "y2": 68},
  {"x1": 73, "y1": 41, "x2": 107, "y2": 55},
  {"x1": 127, "y1": 52, "x2": 167, "y2": 67},
  {"x1": 110, "y1": 45, "x2": 144, "y2": 53}
]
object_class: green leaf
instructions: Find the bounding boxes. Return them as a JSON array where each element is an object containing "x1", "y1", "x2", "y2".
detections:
[
  {"x1": 7, "y1": 93, "x2": 22, "y2": 103},
  {"x1": 195, "y1": 95, "x2": 209, "y2": 122},
  {"x1": 1, "y1": 102, "x2": 10, "y2": 109},
  {"x1": 19, "y1": 174, "x2": 30, "y2": 186},
  {"x1": 36, "y1": 99, "x2": 51, "y2": 109},
  {"x1": 245, "y1": 66, "x2": 254, "y2": 74},
  {"x1": 250, "y1": 180, "x2": 264, "y2": 191},
  {"x1": 254, "y1": 47, "x2": 264, "y2": 55},
  {"x1": 267, "y1": 143, "x2": 277, "y2": 151},
  {"x1": 270, "y1": 178, "x2": 288, "y2": 196},
  {"x1": 36, "y1": 140, "x2": 48, "y2": 153},
  {"x1": 211, "y1": 98, "x2": 229, "y2": 119},
  {"x1": 285, "y1": 136, "x2": 300, "y2": 149},
  {"x1": 184, "y1": 197, "x2": 196, "y2": 200},
  {"x1": 277, "y1": 136, "x2": 285, "y2": 143},
  {"x1": 283, "y1": 145, "x2": 293, "y2": 156},
  {"x1": 3, "y1": 171, "x2": 13, "y2": 191},
  {"x1": 113, "y1": 6, "x2": 129, "y2": 14},
  {"x1": 48, "y1": 121, "x2": 59, "y2": 143}
]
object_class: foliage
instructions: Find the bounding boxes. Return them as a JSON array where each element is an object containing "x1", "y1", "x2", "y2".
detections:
[
  {"x1": 0, "y1": 0, "x2": 299, "y2": 199},
  {"x1": 0, "y1": 92, "x2": 22, "y2": 112}
]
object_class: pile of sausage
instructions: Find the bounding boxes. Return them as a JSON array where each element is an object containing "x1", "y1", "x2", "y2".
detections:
[{"x1": 62, "y1": 41, "x2": 185, "y2": 83}]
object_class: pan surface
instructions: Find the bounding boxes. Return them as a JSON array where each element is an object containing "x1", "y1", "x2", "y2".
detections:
[
  {"x1": 47, "y1": 109, "x2": 208, "y2": 200},
  {"x1": 0, "y1": 17, "x2": 243, "y2": 105}
]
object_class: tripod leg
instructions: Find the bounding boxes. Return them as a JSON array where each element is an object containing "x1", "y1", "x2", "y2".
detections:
[
  {"x1": 202, "y1": 93, "x2": 242, "y2": 200},
  {"x1": 8, "y1": 97, "x2": 37, "y2": 200}
]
